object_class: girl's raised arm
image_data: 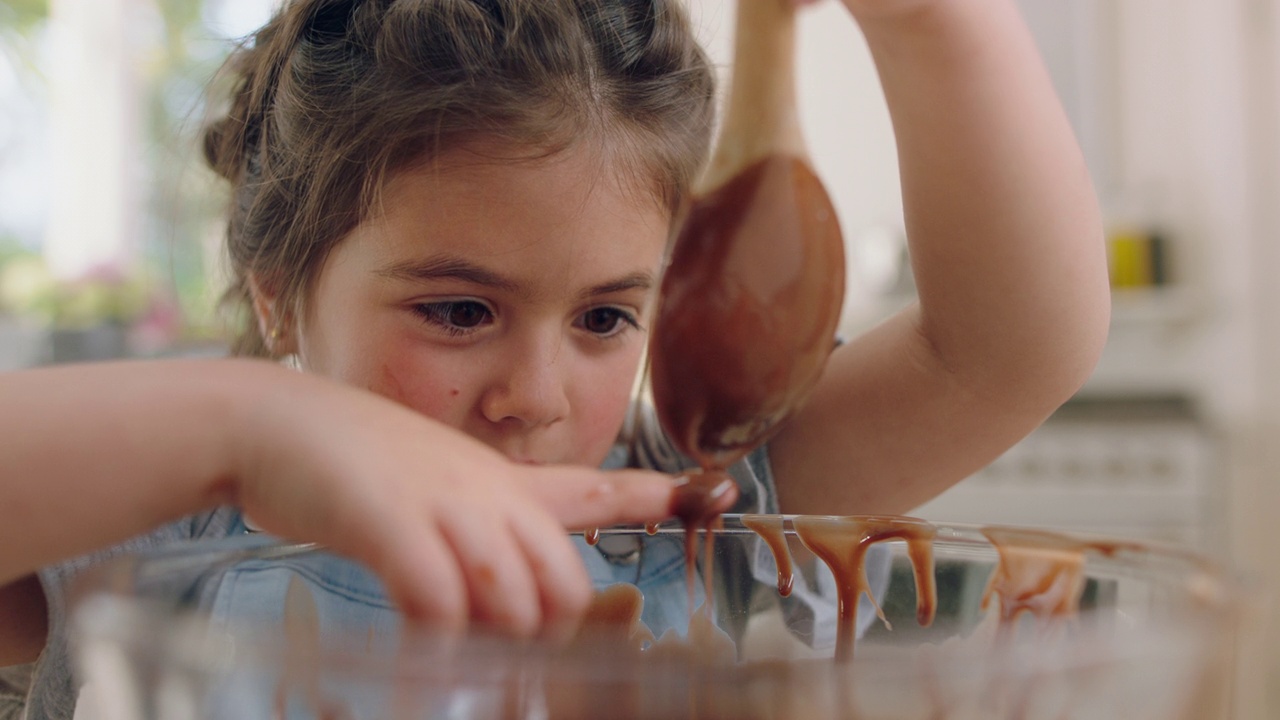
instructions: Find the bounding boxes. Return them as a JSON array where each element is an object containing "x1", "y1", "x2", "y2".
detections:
[{"x1": 770, "y1": 0, "x2": 1111, "y2": 515}]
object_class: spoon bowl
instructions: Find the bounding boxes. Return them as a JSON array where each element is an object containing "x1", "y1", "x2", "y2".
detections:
[{"x1": 649, "y1": 0, "x2": 844, "y2": 470}]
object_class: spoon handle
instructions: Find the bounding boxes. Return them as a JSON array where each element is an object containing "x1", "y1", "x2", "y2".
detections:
[{"x1": 701, "y1": 0, "x2": 806, "y2": 194}]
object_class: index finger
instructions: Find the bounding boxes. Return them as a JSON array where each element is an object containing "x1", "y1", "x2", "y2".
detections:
[{"x1": 522, "y1": 466, "x2": 678, "y2": 530}]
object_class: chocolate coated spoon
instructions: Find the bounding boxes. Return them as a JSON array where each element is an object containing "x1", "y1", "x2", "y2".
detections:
[{"x1": 650, "y1": 0, "x2": 846, "y2": 472}]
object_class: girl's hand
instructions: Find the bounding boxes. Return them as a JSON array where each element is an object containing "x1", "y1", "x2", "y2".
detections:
[{"x1": 229, "y1": 367, "x2": 679, "y2": 640}]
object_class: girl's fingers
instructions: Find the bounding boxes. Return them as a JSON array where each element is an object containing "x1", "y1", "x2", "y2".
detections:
[
  {"x1": 364, "y1": 512, "x2": 468, "y2": 632},
  {"x1": 323, "y1": 462, "x2": 678, "y2": 639},
  {"x1": 436, "y1": 509, "x2": 542, "y2": 638},
  {"x1": 507, "y1": 509, "x2": 593, "y2": 643},
  {"x1": 525, "y1": 466, "x2": 678, "y2": 529}
]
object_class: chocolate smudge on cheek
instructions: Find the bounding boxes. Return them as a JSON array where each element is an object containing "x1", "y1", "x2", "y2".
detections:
[{"x1": 373, "y1": 363, "x2": 424, "y2": 414}]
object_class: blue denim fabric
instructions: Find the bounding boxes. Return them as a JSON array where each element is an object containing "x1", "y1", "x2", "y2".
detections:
[
  {"x1": 192, "y1": 441, "x2": 761, "y2": 645},
  {"x1": 196, "y1": 513, "x2": 887, "y2": 654},
  {"x1": 198, "y1": 517, "x2": 708, "y2": 646},
  {"x1": 196, "y1": 431, "x2": 889, "y2": 650},
  {"x1": 575, "y1": 533, "x2": 707, "y2": 637}
]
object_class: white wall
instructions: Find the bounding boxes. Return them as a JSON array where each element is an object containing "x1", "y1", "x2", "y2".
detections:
[{"x1": 1238, "y1": 0, "x2": 1280, "y2": 715}]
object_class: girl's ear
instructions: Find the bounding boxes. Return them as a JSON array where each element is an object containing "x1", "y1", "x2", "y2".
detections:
[{"x1": 247, "y1": 275, "x2": 299, "y2": 357}]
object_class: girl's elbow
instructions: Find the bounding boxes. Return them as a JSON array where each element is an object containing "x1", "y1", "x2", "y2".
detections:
[{"x1": 1035, "y1": 294, "x2": 1112, "y2": 405}]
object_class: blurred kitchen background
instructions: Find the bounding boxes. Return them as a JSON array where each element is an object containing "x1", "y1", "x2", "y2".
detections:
[{"x1": 0, "y1": 0, "x2": 1276, "y2": 716}]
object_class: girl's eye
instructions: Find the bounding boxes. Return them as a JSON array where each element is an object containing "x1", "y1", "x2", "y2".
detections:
[
  {"x1": 414, "y1": 301, "x2": 493, "y2": 334},
  {"x1": 579, "y1": 307, "x2": 640, "y2": 338}
]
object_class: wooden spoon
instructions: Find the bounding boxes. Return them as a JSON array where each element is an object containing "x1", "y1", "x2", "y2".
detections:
[{"x1": 650, "y1": 0, "x2": 846, "y2": 473}]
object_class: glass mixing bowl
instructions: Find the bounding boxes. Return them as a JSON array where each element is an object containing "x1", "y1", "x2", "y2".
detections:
[{"x1": 66, "y1": 515, "x2": 1241, "y2": 720}]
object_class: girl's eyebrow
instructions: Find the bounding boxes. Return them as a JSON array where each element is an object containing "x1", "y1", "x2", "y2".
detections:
[
  {"x1": 580, "y1": 272, "x2": 653, "y2": 300},
  {"x1": 375, "y1": 256, "x2": 520, "y2": 293},
  {"x1": 376, "y1": 256, "x2": 653, "y2": 299}
]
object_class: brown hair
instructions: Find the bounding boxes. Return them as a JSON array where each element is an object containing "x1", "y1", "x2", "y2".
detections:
[{"x1": 204, "y1": 0, "x2": 716, "y2": 356}]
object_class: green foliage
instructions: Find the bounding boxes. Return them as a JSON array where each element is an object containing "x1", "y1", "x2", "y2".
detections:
[
  {"x1": 0, "y1": 233, "x2": 25, "y2": 263},
  {"x1": 0, "y1": 0, "x2": 49, "y2": 32},
  {"x1": 1, "y1": 0, "x2": 49, "y2": 80},
  {"x1": 0, "y1": 251, "x2": 159, "y2": 327}
]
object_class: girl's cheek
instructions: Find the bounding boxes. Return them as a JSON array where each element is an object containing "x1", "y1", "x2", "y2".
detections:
[
  {"x1": 576, "y1": 379, "x2": 636, "y2": 462},
  {"x1": 367, "y1": 355, "x2": 469, "y2": 425}
]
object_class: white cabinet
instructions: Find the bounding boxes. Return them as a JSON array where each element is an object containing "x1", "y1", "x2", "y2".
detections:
[{"x1": 913, "y1": 398, "x2": 1220, "y2": 548}]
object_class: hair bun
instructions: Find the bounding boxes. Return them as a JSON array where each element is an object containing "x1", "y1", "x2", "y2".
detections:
[{"x1": 303, "y1": 0, "x2": 363, "y2": 45}]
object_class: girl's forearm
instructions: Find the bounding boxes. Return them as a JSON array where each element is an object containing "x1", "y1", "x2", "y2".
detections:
[
  {"x1": 860, "y1": 0, "x2": 1111, "y2": 395},
  {"x1": 0, "y1": 360, "x2": 273, "y2": 585}
]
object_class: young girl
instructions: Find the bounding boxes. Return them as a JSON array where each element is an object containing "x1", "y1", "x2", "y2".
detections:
[{"x1": 1, "y1": 0, "x2": 1110, "y2": 715}]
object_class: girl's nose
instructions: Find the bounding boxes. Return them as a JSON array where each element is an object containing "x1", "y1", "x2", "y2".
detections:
[{"x1": 479, "y1": 342, "x2": 571, "y2": 429}]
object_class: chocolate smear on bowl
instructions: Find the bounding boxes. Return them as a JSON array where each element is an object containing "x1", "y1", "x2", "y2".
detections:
[
  {"x1": 742, "y1": 514, "x2": 795, "y2": 598},
  {"x1": 980, "y1": 526, "x2": 1146, "y2": 635},
  {"x1": 793, "y1": 516, "x2": 938, "y2": 663}
]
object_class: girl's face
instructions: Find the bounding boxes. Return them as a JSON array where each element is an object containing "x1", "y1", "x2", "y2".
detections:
[{"x1": 291, "y1": 142, "x2": 670, "y2": 468}]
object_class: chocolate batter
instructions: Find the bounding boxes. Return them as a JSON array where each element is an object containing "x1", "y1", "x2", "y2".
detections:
[
  {"x1": 792, "y1": 516, "x2": 938, "y2": 663},
  {"x1": 979, "y1": 527, "x2": 1144, "y2": 632},
  {"x1": 741, "y1": 514, "x2": 795, "y2": 598},
  {"x1": 649, "y1": 155, "x2": 845, "y2": 472}
]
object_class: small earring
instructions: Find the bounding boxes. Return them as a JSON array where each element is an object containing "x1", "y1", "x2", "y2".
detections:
[{"x1": 268, "y1": 326, "x2": 282, "y2": 341}]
